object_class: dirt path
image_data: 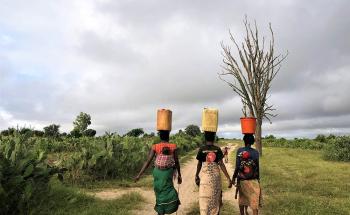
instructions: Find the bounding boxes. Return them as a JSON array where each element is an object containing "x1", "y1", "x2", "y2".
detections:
[
  {"x1": 90, "y1": 143, "x2": 242, "y2": 215},
  {"x1": 222, "y1": 144, "x2": 240, "y2": 210}
]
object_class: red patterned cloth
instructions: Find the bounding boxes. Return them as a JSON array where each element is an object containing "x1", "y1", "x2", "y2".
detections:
[
  {"x1": 152, "y1": 142, "x2": 177, "y2": 155},
  {"x1": 153, "y1": 142, "x2": 177, "y2": 169},
  {"x1": 155, "y1": 154, "x2": 175, "y2": 169}
]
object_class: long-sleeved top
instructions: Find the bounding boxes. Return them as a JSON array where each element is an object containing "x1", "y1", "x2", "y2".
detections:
[{"x1": 233, "y1": 146, "x2": 260, "y2": 180}]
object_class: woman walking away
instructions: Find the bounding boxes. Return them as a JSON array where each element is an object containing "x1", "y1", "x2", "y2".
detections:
[
  {"x1": 195, "y1": 108, "x2": 232, "y2": 215},
  {"x1": 232, "y1": 134, "x2": 261, "y2": 215},
  {"x1": 135, "y1": 109, "x2": 182, "y2": 215}
]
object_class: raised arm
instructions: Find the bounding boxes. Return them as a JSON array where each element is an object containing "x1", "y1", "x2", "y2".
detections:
[
  {"x1": 134, "y1": 148, "x2": 155, "y2": 182},
  {"x1": 232, "y1": 150, "x2": 240, "y2": 184}
]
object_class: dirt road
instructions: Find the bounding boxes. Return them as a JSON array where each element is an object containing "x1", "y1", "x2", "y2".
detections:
[{"x1": 91, "y1": 143, "x2": 240, "y2": 214}]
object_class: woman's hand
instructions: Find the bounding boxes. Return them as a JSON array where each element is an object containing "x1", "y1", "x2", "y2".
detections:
[
  {"x1": 231, "y1": 178, "x2": 236, "y2": 186},
  {"x1": 195, "y1": 175, "x2": 200, "y2": 186},
  {"x1": 227, "y1": 179, "x2": 233, "y2": 188},
  {"x1": 177, "y1": 175, "x2": 182, "y2": 184}
]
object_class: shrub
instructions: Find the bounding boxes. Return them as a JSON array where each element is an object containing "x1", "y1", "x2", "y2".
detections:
[
  {"x1": 83, "y1": 129, "x2": 96, "y2": 137},
  {"x1": 323, "y1": 136, "x2": 350, "y2": 162},
  {"x1": 263, "y1": 138, "x2": 324, "y2": 150},
  {"x1": 125, "y1": 128, "x2": 144, "y2": 137},
  {"x1": 70, "y1": 129, "x2": 82, "y2": 138},
  {"x1": 264, "y1": 134, "x2": 276, "y2": 140},
  {"x1": 43, "y1": 124, "x2": 60, "y2": 138},
  {"x1": 0, "y1": 135, "x2": 63, "y2": 214},
  {"x1": 315, "y1": 134, "x2": 326, "y2": 143},
  {"x1": 185, "y1": 125, "x2": 201, "y2": 137}
]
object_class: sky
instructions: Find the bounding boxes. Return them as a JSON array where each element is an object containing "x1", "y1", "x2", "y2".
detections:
[{"x1": 1, "y1": 0, "x2": 350, "y2": 138}]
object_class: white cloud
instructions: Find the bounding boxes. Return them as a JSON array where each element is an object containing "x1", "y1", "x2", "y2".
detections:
[{"x1": 1, "y1": 0, "x2": 350, "y2": 138}]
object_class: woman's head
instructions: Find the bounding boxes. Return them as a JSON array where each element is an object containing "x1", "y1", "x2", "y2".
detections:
[
  {"x1": 159, "y1": 130, "x2": 170, "y2": 142},
  {"x1": 243, "y1": 134, "x2": 255, "y2": 146},
  {"x1": 204, "y1": 131, "x2": 216, "y2": 143}
]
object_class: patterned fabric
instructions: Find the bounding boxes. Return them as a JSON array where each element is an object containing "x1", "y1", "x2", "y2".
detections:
[
  {"x1": 238, "y1": 179, "x2": 262, "y2": 210},
  {"x1": 233, "y1": 146, "x2": 260, "y2": 180},
  {"x1": 153, "y1": 142, "x2": 176, "y2": 169},
  {"x1": 153, "y1": 167, "x2": 180, "y2": 214},
  {"x1": 199, "y1": 162, "x2": 222, "y2": 215},
  {"x1": 152, "y1": 142, "x2": 177, "y2": 155},
  {"x1": 155, "y1": 154, "x2": 175, "y2": 169}
]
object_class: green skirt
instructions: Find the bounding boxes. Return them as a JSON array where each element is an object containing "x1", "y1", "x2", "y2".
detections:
[{"x1": 153, "y1": 167, "x2": 180, "y2": 214}]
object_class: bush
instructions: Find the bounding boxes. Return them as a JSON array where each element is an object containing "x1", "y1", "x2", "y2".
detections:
[
  {"x1": 0, "y1": 135, "x2": 63, "y2": 214},
  {"x1": 323, "y1": 136, "x2": 350, "y2": 162},
  {"x1": 315, "y1": 134, "x2": 326, "y2": 143},
  {"x1": 83, "y1": 129, "x2": 96, "y2": 137},
  {"x1": 264, "y1": 134, "x2": 276, "y2": 140},
  {"x1": 263, "y1": 138, "x2": 324, "y2": 150},
  {"x1": 70, "y1": 129, "x2": 82, "y2": 138},
  {"x1": 34, "y1": 130, "x2": 44, "y2": 137},
  {"x1": 185, "y1": 125, "x2": 201, "y2": 137},
  {"x1": 43, "y1": 124, "x2": 60, "y2": 138},
  {"x1": 125, "y1": 128, "x2": 144, "y2": 137}
]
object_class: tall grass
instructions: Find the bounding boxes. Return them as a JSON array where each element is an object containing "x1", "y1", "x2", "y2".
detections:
[{"x1": 260, "y1": 147, "x2": 350, "y2": 214}]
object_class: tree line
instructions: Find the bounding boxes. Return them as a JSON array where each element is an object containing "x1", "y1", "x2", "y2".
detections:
[{"x1": 0, "y1": 112, "x2": 203, "y2": 139}]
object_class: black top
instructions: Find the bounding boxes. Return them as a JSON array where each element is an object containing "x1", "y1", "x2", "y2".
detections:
[
  {"x1": 196, "y1": 144, "x2": 224, "y2": 163},
  {"x1": 233, "y1": 146, "x2": 260, "y2": 180}
]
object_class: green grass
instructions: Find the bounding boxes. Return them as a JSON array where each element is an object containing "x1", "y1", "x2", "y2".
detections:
[
  {"x1": 259, "y1": 147, "x2": 350, "y2": 215},
  {"x1": 186, "y1": 201, "x2": 238, "y2": 215},
  {"x1": 31, "y1": 180, "x2": 145, "y2": 215}
]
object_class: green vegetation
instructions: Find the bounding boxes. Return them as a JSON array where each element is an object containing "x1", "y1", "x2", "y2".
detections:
[
  {"x1": 259, "y1": 147, "x2": 350, "y2": 214},
  {"x1": 263, "y1": 135, "x2": 350, "y2": 162},
  {"x1": 124, "y1": 128, "x2": 144, "y2": 137},
  {"x1": 0, "y1": 135, "x2": 64, "y2": 215},
  {"x1": 32, "y1": 180, "x2": 145, "y2": 215},
  {"x1": 323, "y1": 136, "x2": 350, "y2": 162},
  {"x1": 0, "y1": 122, "x2": 204, "y2": 214},
  {"x1": 262, "y1": 137, "x2": 325, "y2": 150},
  {"x1": 185, "y1": 124, "x2": 201, "y2": 137}
]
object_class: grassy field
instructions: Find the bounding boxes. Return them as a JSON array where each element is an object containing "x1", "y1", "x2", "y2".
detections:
[
  {"x1": 32, "y1": 180, "x2": 145, "y2": 215},
  {"x1": 258, "y1": 147, "x2": 350, "y2": 215}
]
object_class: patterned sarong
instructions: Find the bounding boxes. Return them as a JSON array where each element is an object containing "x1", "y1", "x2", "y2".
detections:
[
  {"x1": 238, "y1": 179, "x2": 262, "y2": 210},
  {"x1": 199, "y1": 162, "x2": 222, "y2": 215},
  {"x1": 153, "y1": 167, "x2": 180, "y2": 214}
]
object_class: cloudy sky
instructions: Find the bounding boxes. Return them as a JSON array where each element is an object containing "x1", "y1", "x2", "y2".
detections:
[{"x1": 1, "y1": 0, "x2": 350, "y2": 138}]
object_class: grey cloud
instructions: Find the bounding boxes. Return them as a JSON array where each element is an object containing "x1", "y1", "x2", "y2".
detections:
[{"x1": 1, "y1": 0, "x2": 350, "y2": 139}]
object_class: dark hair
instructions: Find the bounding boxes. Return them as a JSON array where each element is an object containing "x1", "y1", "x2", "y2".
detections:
[
  {"x1": 204, "y1": 131, "x2": 216, "y2": 142},
  {"x1": 243, "y1": 134, "x2": 255, "y2": 145},
  {"x1": 159, "y1": 130, "x2": 170, "y2": 142},
  {"x1": 162, "y1": 147, "x2": 171, "y2": 155}
]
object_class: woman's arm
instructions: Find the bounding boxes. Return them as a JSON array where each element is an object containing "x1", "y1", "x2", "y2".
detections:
[
  {"x1": 195, "y1": 161, "x2": 202, "y2": 186},
  {"x1": 219, "y1": 160, "x2": 232, "y2": 188},
  {"x1": 134, "y1": 148, "x2": 155, "y2": 182},
  {"x1": 173, "y1": 149, "x2": 182, "y2": 184},
  {"x1": 231, "y1": 150, "x2": 240, "y2": 184}
]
